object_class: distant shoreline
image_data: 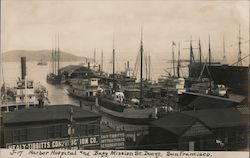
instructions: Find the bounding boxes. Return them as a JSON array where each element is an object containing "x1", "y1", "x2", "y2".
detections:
[{"x1": 1, "y1": 49, "x2": 92, "y2": 62}]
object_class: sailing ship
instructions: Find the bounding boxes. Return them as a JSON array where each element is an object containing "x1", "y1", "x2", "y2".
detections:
[
  {"x1": 65, "y1": 50, "x2": 109, "y2": 101},
  {"x1": 96, "y1": 29, "x2": 163, "y2": 125},
  {"x1": 47, "y1": 34, "x2": 63, "y2": 84},
  {"x1": 158, "y1": 41, "x2": 186, "y2": 95},
  {"x1": 66, "y1": 49, "x2": 136, "y2": 101},
  {"x1": 186, "y1": 26, "x2": 248, "y2": 97}
]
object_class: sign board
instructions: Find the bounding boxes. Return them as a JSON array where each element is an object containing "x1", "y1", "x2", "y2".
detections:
[
  {"x1": 101, "y1": 132, "x2": 125, "y2": 149},
  {"x1": 6, "y1": 135, "x2": 100, "y2": 149}
]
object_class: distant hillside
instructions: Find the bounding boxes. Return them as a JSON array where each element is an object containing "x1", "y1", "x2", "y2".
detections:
[{"x1": 2, "y1": 50, "x2": 91, "y2": 62}]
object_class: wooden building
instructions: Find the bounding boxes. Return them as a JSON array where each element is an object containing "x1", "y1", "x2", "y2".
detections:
[
  {"x1": 2, "y1": 104, "x2": 101, "y2": 149},
  {"x1": 147, "y1": 108, "x2": 248, "y2": 151}
]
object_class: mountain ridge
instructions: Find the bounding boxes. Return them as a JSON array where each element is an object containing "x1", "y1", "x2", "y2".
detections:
[{"x1": 2, "y1": 50, "x2": 92, "y2": 62}]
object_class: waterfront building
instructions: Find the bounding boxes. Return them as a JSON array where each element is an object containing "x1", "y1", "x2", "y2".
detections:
[
  {"x1": 1, "y1": 104, "x2": 101, "y2": 149},
  {"x1": 147, "y1": 108, "x2": 248, "y2": 150}
]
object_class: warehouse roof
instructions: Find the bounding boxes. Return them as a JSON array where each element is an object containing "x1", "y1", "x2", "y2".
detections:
[
  {"x1": 151, "y1": 112, "x2": 197, "y2": 136},
  {"x1": 152, "y1": 108, "x2": 247, "y2": 136},
  {"x1": 183, "y1": 108, "x2": 247, "y2": 128},
  {"x1": 3, "y1": 104, "x2": 101, "y2": 124}
]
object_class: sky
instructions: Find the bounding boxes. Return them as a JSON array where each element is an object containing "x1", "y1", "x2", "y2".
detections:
[{"x1": 1, "y1": 0, "x2": 250, "y2": 67}]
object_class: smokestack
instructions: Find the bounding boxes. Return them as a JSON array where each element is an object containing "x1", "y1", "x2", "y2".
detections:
[
  {"x1": 21, "y1": 57, "x2": 26, "y2": 80},
  {"x1": 88, "y1": 62, "x2": 90, "y2": 70}
]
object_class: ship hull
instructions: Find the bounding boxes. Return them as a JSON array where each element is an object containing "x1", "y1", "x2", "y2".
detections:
[
  {"x1": 189, "y1": 63, "x2": 248, "y2": 94},
  {"x1": 67, "y1": 88, "x2": 95, "y2": 102},
  {"x1": 97, "y1": 97, "x2": 156, "y2": 125},
  {"x1": 46, "y1": 74, "x2": 62, "y2": 84}
]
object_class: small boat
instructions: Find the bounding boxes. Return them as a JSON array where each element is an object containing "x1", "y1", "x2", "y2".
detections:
[
  {"x1": 37, "y1": 61, "x2": 48, "y2": 66},
  {"x1": 67, "y1": 77, "x2": 104, "y2": 102}
]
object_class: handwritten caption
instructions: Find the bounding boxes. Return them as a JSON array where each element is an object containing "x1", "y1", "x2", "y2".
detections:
[{"x1": 7, "y1": 149, "x2": 213, "y2": 158}]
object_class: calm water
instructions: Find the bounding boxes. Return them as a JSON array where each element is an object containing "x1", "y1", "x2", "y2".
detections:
[
  {"x1": 1, "y1": 61, "x2": 152, "y2": 130},
  {"x1": 2, "y1": 61, "x2": 77, "y2": 105}
]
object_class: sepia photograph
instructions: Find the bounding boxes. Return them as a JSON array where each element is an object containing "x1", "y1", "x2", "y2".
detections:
[{"x1": 0, "y1": 0, "x2": 249, "y2": 156}]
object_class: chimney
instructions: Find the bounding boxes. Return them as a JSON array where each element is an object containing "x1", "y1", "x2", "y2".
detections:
[
  {"x1": 21, "y1": 57, "x2": 26, "y2": 80},
  {"x1": 88, "y1": 62, "x2": 90, "y2": 70},
  {"x1": 79, "y1": 100, "x2": 82, "y2": 108}
]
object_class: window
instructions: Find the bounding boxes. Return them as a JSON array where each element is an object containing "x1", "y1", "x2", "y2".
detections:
[
  {"x1": 20, "y1": 129, "x2": 27, "y2": 142},
  {"x1": 1, "y1": 107, "x2": 7, "y2": 112},
  {"x1": 47, "y1": 126, "x2": 54, "y2": 139},
  {"x1": 87, "y1": 124, "x2": 95, "y2": 135},
  {"x1": 55, "y1": 125, "x2": 62, "y2": 138},
  {"x1": 80, "y1": 124, "x2": 97, "y2": 136},
  {"x1": 80, "y1": 124, "x2": 87, "y2": 136},
  {"x1": 90, "y1": 92, "x2": 93, "y2": 96},
  {"x1": 13, "y1": 129, "x2": 27, "y2": 143},
  {"x1": 47, "y1": 125, "x2": 62, "y2": 139}
]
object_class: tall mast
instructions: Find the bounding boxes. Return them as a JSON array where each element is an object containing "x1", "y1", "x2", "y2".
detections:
[
  {"x1": 198, "y1": 37, "x2": 202, "y2": 66},
  {"x1": 188, "y1": 36, "x2": 195, "y2": 77},
  {"x1": 148, "y1": 53, "x2": 151, "y2": 80},
  {"x1": 57, "y1": 33, "x2": 60, "y2": 75},
  {"x1": 112, "y1": 36, "x2": 116, "y2": 92},
  {"x1": 140, "y1": 26, "x2": 143, "y2": 105},
  {"x1": 51, "y1": 37, "x2": 54, "y2": 74},
  {"x1": 94, "y1": 48, "x2": 96, "y2": 71},
  {"x1": 0, "y1": 40, "x2": 2, "y2": 103},
  {"x1": 145, "y1": 53, "x2": 148, "y2": 80},
  {"x1": 177, "y1": 42, "x2": 180, "y2": 78},
  {"x1": 208, "y1": 35, "x2": 212, "y2": 92},
  {"x1": 172, "y1": 42, "x2": 175, "y2": 77},
  {"x1": 237, "y1": 24, "x2": 242, "y2": 66},
  {"x1": 54, "y1": 34, "x2": 57, "y2": 75},
  {"x1": 208, "y1": 35, "x2": 211, "y2": 66},
  {"x1": 52, "y1": 46, "x2": 54, "y2": 74},
  {"x1": 222, "y1": 35, "x2": 226, "y2": 63},
  {"x1": 101, "y1": 49, "x2": 103, "y2": 71}
]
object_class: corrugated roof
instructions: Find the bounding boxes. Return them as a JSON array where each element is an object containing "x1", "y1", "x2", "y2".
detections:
[
  {"x1": 3, "y1": 104, "x2": 101, "y2": 124},
  {"x1": 151, "y1": 108, "x2": 247, "y2": 136},
  {"x1": 184, "y1": 92, "x2": 243, "y2": 103},
  {"x1": 60, "y1": 65, "x2": 90, "y2": 75},
  {"x1": 183, "y1": 108, "x2": 247, "y2": 128},
  {"x1": 151, "y1": 113, "x2": 197, "y2": 136},
  {"x1": 186, "y1": 96, "x2": 238, "y2": 110}
]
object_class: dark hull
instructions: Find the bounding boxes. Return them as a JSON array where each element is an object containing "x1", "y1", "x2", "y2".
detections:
[
  {"x1": 189, "y1": 63, "x2": 248, "y2": 94},
  {"x1": 37, "y1": 62, "x2": 48, "y2": 66},
  {"x1": 98, "y1": 107, "x2": 155, "y2": 125},
  {"x1": 67, "y1": 88, "x2": 95, "y2": 102},
  {"x1": 47, "y1": 74, "x2": 62, "y2": 84},
  {"x1": 97, "y1": 97, "x2": 156, "y2": 125}
]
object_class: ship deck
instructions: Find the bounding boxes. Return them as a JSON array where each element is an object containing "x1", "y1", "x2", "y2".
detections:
[{"x1": 99, "y1": 105, "x2": 155, "y2": 119}]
